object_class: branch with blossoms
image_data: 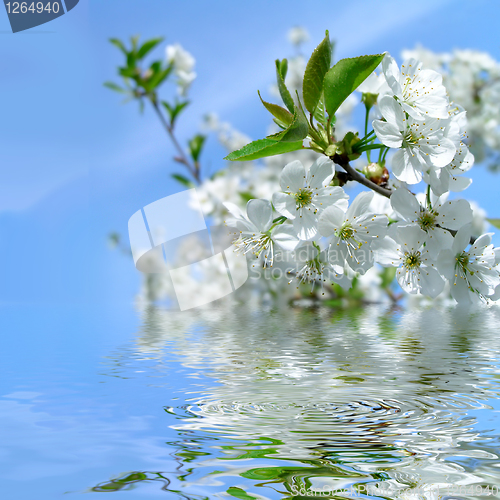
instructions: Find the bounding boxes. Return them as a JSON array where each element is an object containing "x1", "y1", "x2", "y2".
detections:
[
  {"x1": 105, "y1": 36, "x2": 205, "y2": 186},
  {"x1": 224, "y1": 31, "x2": 500, "y2": 305}
]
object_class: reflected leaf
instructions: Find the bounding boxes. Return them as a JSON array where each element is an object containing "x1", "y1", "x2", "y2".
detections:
[{"x1": 227, "y1": 487, "x2": 258, "y2": 499}]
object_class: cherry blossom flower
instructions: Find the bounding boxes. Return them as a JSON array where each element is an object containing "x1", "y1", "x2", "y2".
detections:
[
  {"x1": 380, "y1": 54, "x2": 449, "y2": 119},
  {"x1": 373, "y1": 225, "x2": 444, "y2": 297},
  {"x1": 437, "y1": 225, "x2": 500, "y2": 304},
  {"x1": 318, "y1": 191, "x2": 388, "y2": 275},
  {"x1": 272, "y1": 158, "x2": 349, "y2": 241},
  {"x1": 166, "y1": 43, "x2": 196, "y2": 95},
  {"x1": 424, "y1": 109, "x2": 474, "y2": 196},
  {"x1": 287, "y1": 26, "x2": 309, "y2": 46},
  {"x1": 373, "y1": 96, "x2": 456, "y2": 184},
  {"x1": 390, "y1": 188, "x2": 473, "y2": 254},
  {"x1": 224, "y1": 199, "x2": 299, "y2": 267},
  {"x1": 291, "y1": 241, "x2": 355, "y2": 292}
]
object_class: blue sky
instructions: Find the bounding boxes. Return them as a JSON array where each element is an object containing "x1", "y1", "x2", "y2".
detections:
[{"x1": 1, "y1": 0, "x2": 499, "y2": 303}]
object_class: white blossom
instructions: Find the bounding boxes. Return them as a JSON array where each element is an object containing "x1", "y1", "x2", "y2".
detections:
[
  {"x1": 373, "y1": 225, "x2": 444, "y2": 297},
  {"x1": 192, "y1": 175, "x2": 242, "y2": 222},
  {"x1": 437, "y1": 225, "x2": 500, "y2": 304},
  {"x1": 287, "y1": 26, "x2": 309, "y2": 46},
  {"x1": 373, "y1": 96, "x2": 456, "y2": 184},
  {"x1": 166, "y1": 43, "x2": 196, "y2": 95},
  {"x1": 318, "y1": 191, "x2": 388, "y2": 275},
  {"x1": 390, "y1": 188, "x2": 473, "y2": 254},
  {"x1": 291, "y1": 242, "x2": 343, "y2": 293},
  {"x1": 225, "y1": 199, "x2": 299, "y2": 267},
  {"x1": 272, "y1": 158, "x2": 348, "y2": 240},
  {"x1": 424, "y1": 108, "x2": 474, "y2": 196},
  {"x1": 380, "y1": 54, "x2": 449, "y2": 119}
]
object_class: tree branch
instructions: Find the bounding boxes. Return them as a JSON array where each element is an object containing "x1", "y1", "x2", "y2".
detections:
[
  {"x1": 149, "y1": 98, "x2": 201, "y2": 184},
  {"x1": 331, "y1": 153, "x2": 393, "y2": 198},
  {"x1": 330, "y1": 153, "x2": 476, "y2": 244}
]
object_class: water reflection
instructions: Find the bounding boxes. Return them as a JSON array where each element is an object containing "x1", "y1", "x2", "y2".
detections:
[{"x1": 98, "y1": 304, "x2": 500, "y2": 498}]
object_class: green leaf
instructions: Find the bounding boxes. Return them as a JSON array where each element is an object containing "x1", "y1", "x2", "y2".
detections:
[
  {"x1": 137, "y1": 37, "x2": 164, "y2": 59},
  {"x1": 227, "y1": 487, "x2": 257, "y2": 500},
  {"x1": 324, "y1": 53, "x2": 386, "y2": 117},
  {"x1": 302, "y1": 31, "x2": 332, "y2": 114},
  {"x1": 109, "y1": 38, "x2": 127, "y2": 54},
  {"x1": 188, "y1": 134, "x2": 206, "y2": 162},
  {"x1": 171, "y1": 173, "x2": 194, "y2": 188},
  {"x1": 239, "y1": 191, "x2": 254, "y2": 203},
  {"x1": 258, "y1": 91, "x2": 293, "y2": 128},
  {"x1": 312, "y1": 96, "x2": 327, "y2": 125},
  {"x1": 271, "y1": 106, "x2": 308, "y2": 143},
  {"x1": 126, "y1": 51, "x2": 137, "y2": 70},
  {"x1": 144, "y1": 65, "x2": 173, "y2": 91},
  {"x1": 162, "y1": 100, "x2": 189, "y2": 125},
  {"x1": 275, "y1": 59, "x2": 294, "y2": 113},
  {"x1": 225, "y1": 103, "x2": 308, "y2": 161},
  {"x1": 224, "y1": 138, "x2": 303, "y2": 161},
  {"x1": 118, "y1": 66, "x2": 138, "y2": 79},
  {"x1": 104, "y1": 82, "x2": 127, "y2": 93},
  {"x1": 487, "y1": 218, "x2": 500, "y2": 229},
  {"x1": 277, "y1": 58, "x2": 288, "y2": 80},
  {"x1": 380, "y1": 266, "x2": 397, "y2": 289},
  {"x1": 130, "y1": 35, "x2": 140, "y2": 52}
]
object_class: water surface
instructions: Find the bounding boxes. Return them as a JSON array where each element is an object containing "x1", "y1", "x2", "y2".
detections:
[{"x1": 2, "y1": 303, "x2": 500, "y2": 499}]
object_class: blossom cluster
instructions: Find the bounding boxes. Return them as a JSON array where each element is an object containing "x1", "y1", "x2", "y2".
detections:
[
  {"x1": 166, "y1": 43, "x2": 196, "y2": 95},
  {"x1": 401, "y1": 45, "x2": 500, "y2": 168},
  {"x1": 221, "y1": 52, "x2": 500, "y2": 306},
  {"x1": 111, "y1": 30, "x2": 499, "y2": 307}
]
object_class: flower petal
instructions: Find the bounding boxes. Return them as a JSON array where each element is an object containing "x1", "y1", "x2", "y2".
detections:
[
  {"x1": 293, "y1": 208, "x2": 318, "y2": 240},
  {"x1": 435, "y1": 199, "x2": 472, "y2": 231},
  {"x1": 373, "y1": 120, "x2": 403, "y2": 148},
  {"x1": 347, "y1": 191, "x2": 374, "y2": 219},
  {"x1": 437, "y1": 249, "x2": 455, "y2": 280},
  {"x1": 395, "y1": 224, "x2": 426, "y2": 251},
  {"x1": 381, "y1": 54, "x2": 402, "y2": 95},
  {"x1": 272, "y1": 224, "x2": 300, "y2": 252},
  {"x1": 425, "y1": 227, "x2": 453, "y2": 255},
  {"x1": 313, "y1": 186, "x2": 349, "y2": 211},
  {"x1": 452, "y1": 224, "x2": 472, "y2": 254},
  {"x1": 318, "y1": 205, "x2": 345, "y2": 237},
  {"x1": 392, "y1": 149, "x2": 423, "y2": 184},
  {"x1": 280, "y1": 160, "x2": 305, "y2": 193},
  {"x1": 372, "y1": 236, "x2": 401, "y2": 266},
  {"x1": 390, "y1": 188, "x2": 421, "y2": 222},
  {"x1": 419, "y1": 266, "x2": 445, "y2": 298},
  {"x1": 247, "y1": 199, "x2": 273, "y2": 232},
  {"x1": 307, "y1": 157, "x2": 334, "y2": 189},
  {"x1": 397, "y1": 267, "x2": 419, "y2": 294},
  {"x1": 272, "y1": 192, "x2": 297, "y2": 219}
]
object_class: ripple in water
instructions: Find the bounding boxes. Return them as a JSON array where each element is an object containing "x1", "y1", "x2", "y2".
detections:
[{"x1": 95, "y1": 305, "x2": 500, "y2": 499}]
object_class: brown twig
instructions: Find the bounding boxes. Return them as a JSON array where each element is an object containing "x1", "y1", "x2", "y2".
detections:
[
  {"x1": 149, "y1": 98, "x2": 201, "y2": 184},
  {"x1": 331, "y1": 153, "x2": 393, "y2": 198}
]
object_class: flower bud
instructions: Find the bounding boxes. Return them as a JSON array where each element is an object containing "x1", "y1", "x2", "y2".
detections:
[
  {"x1": 361, "y1": 92, "x2": 378, "y2": 109},
  {"x1": 325, "y1": 144, "x2": 338, "y2": 157},
  {"x1": 362, "y1": 162, "x2": 389, "y2": 186},
  {"x1": 309, "y1": 141, "x2": 325, "y2": 154}
]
